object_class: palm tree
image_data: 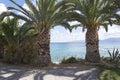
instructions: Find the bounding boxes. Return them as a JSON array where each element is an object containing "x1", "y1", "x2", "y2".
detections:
[
  {"x1": 1, "y1": 0, "x2": 74, "y2": 66},
  {"x1": 66, "y1": 0, "x2": 120, "y2": 63},
  {"x1": 0, "y1": 21, "x2": 4, "y2": 58},
  {"x1": 0, "y1": 17, "x2": 37, "y2": 63},
  {"x1": 113, "y1": 0, "x2": 120, "y2": 8}
]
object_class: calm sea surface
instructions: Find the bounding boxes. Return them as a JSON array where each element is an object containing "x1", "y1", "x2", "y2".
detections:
[{"x1": 50, "y1": 41, "x2": 120, "y2": 62}]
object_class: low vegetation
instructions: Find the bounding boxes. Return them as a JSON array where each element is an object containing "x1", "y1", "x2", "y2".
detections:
[
  {"x1": 107, "y1": 48, "x2": 120, "y2": 64},
  {"x1": 61, "y1": 56, "x2": 84, "y2": 64},
  {"x1": 101, "y1": 48, "x2": 120, "y2": 67},
  {"x1": 0, "y1": 17, "x2": 37, "y2": 65},
  {"x1": 98, "y1": 65, "x2": 120, "y2": 80},
  {"x1": 98, "y1": 49, "x2": 120, "y2": 80}
]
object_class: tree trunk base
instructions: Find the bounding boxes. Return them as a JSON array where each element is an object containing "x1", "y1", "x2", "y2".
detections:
[
  {"x1": 85, "y1": 62, "x2": 101, "y2": 66},
  {"x1": 0, "y1": 46, "x2": 4, "y2": 59},
  {"x1": 36, "y1": 55, "x2": 51, "y2": 67},
  {"x1": 85, "y1": 53, "x2": 101, "y2": 63}
]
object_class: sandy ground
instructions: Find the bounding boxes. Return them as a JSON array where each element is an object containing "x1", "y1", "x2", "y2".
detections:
[{"x1": 0, "y1": 63, "x2": 98, "y2": 80}]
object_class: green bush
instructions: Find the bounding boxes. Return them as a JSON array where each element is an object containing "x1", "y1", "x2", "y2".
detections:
[
  {"x1": 19, "y1": 41, "x2": 37, "y2": 65},
  {"x1": 61, "y1": 56, "x2": 79, "y2": 63},
  {"x1": 98, "y1": 65, "x2": 120, "y2": 80},
  {"x1": 0, "y1": 17, "x2": 38, "y2": 65},
  {"x1": 4, "y1": 39, "x2": 37, "y2": 65},
  {"x1": 101, "y1": 57, "x2": 111, "y2": 63},
  {"x1": 101, "y1": 49, "x2": 120, "y2": 67},
  {"x1": 107, "y1": 48, "x2": 120, "y2": 64}
]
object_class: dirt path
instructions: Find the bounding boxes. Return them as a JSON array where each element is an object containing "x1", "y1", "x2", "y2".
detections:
[{"x1": 0, "y1": 63, "x2": 98, "y2": 80}]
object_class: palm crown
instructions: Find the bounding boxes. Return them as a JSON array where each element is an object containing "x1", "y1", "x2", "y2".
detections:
[
  {"x1": 0, "y1": 17, "x2": 36, "y2": 48},
  {"x1": 0, "y1": 17, "x2": 37, "y2": 63},
  {"x1": 67, "y1": 0, "x2": 120, "y2": 31},
  {"x1": 1, "y1": 0, "x2": 74, "y2": 32}
]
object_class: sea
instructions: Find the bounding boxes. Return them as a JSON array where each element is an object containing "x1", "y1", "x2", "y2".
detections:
[{"x1": 50, "y1": 38, "x2": 120, "y2": 63}]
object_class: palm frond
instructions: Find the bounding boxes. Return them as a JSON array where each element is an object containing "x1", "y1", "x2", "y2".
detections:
[{"x1": 25, "y1": 0, "x2": 40, "y2": 20}]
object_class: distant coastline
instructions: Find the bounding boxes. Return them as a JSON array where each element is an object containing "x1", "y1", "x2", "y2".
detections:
[
  {"x1": 50, "y1": 38, "x2": 120, "y2": 62},
  {"x1": 51, "y1": 38, "x2": 120, "y2": 43}
]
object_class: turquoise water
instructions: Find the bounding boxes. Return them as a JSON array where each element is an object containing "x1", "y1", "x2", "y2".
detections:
[{"x1": 50, "y1": 41, "x2": 120, "y2": 62}]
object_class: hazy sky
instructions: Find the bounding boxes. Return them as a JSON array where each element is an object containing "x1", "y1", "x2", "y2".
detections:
[{"x1": 0, "y1": 0, "x2": 120, "y2": 42}]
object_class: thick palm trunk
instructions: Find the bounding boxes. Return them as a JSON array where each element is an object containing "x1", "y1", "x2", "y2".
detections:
[
  {"x1": 0, "y1": 45, "x2": 4, "y2": 59},
  {"x1": 36, "y1": 29, "x2": 51, "y2": 67},
  {"x1": 85, "y1": 27, "x2": 100, "y2": 63}
]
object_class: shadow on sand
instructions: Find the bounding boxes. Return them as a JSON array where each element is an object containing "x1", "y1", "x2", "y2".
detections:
[{"x1": 0, "y1": 64, "x2": 98, "y2": 80}]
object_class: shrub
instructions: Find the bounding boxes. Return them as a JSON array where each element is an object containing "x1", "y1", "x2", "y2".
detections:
[
  {"x1": 4, "y1": 39, "x2": 37, "y2": 65},
  {"x1": 0, "y1": 17, "x2": 37, "y2": 65},
  {"x1": 98, "y1": 65, "x2": 120, "y2": 80},
  {"x1": 19, "y1": 40, "x2": 37, "y2": 65},
  {"x1": 61, "y1": 56, "x2": 79, "y2": 63},
  {"x1": 101, "y1": 57, "x2": 111, "y2": 63},
  {"x1": 107, "y1": 48, "x2": 120, "y2": 64}
]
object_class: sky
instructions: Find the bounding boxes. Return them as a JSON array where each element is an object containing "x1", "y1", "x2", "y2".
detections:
[{"x1": 0, "y1": 0, "x2": 120, "y2": 42}]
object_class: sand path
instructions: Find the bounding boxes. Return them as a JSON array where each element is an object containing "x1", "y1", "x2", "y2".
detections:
[{"x1": 0, "y1": 63, "x2": 98, "y2": 80}]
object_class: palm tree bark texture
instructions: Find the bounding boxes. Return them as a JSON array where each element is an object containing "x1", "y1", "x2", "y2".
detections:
[
  {"x1": 37, "y1": 29, "x2": 51, "y2": 67},
  {"x1": 0, "y1": 45, "x2": 4, "y2": 58},
  {"x1": 85, "y1": 27, "x2": 100, "y2": 63}
]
